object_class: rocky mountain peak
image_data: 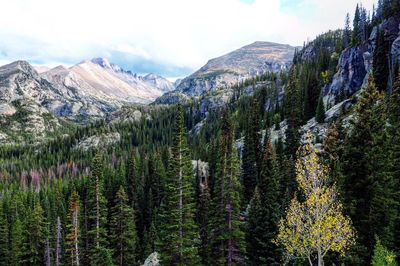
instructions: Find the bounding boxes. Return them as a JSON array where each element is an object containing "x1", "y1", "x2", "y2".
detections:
[
  {"x1": 0, "y1": 60, "x2": 39, "y2": 78},
  {"x1": 174, "y1": 41, "x2": 296, "y2": 96},
  {"x1": 91, "y1": 57, "x2": 112, "y2": 69}
]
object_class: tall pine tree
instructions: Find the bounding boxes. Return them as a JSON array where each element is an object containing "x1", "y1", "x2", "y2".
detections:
[
  {"x1": 157, "y1": 105, "x2": 201, "y2": 265},
  {"x1": 110, "y1": 186, "x2": 137, "y2": 266}
]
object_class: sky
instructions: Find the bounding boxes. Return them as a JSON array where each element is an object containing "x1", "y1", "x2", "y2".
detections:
[{"x1": 0, "y1": 0, "x2": 376, "y2": 78}]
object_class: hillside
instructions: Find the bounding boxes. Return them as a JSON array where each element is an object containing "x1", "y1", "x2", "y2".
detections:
[{"x1": 175, "y1": 41, "x2": 296, "y2": 96}]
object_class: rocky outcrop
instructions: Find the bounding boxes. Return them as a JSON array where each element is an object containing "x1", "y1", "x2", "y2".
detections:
[
  {"x1": 325, "y1": 15, "x2": 400, "y2": 103},
  {"x1": 176, "y1": 41, "x2": 295, "y2": 96},
  {"x1": 73, "y1": 132, "x2": 121, "y2": 151},
  {"x1": 153, "y1": 91, "x2": 191, "y2": 105},
  {"x1": 325, "y1": 43, "x2": 371, "y2": 99},
  {"x1": 143, "y1": 73, "x2": 175, "y2": 92},
  {"x1": 143, "y1": 252, "x2": 159, "y2": 266}
]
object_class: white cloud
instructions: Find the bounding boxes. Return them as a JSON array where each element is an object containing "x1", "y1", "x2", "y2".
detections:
[{"x1": 0, "y1": 0, "x2": 377, "y2": 76}]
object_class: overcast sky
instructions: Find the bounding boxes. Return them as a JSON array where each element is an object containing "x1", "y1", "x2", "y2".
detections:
[{"x1": 0, "y1": 0, "x2": 375, "y2": 77}]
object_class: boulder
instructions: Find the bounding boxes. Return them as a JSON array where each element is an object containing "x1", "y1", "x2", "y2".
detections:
[{"x1": 143, "y1": 252, "x2": 159, "y2": 266}]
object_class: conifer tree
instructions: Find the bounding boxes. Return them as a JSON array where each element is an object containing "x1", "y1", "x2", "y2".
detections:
[
  {"x1": 315, "y1": 93, "x2": 325, "y2": 123},
  {"x1": 11, "y1": 217, "x2": 25, "y2": 265},
  {"x1": 0, "y1": 204, "x2": 9, "y2": 266},
  {"x1": 87, "y1": 153, "x2": 111, "y2": 265},
  {"x1": 157, "y1": 105, "x2": 200, "y2": 265},
  {"x1": 351, "y1": 4, "x2": 361, "y2": 45},
  {"x1": 241, "y1": 97, "x2": 262, "y2": 203},
  {"x1": 246, "y1": 138, "x2": 282, "y2": 265},
  {"x1": 341, "y1": 75, "x2": 387, "y2": 263},
  {"x1": 284, "y1": 67, "x2": 302, "y2": 158},
  {"x1": 143, "y1": 221, "x2": 157, "y2": 259},
  {"x1": 110, "y1": 186, "x2": 137, "y2": 266},
  {"x1": 23, "y1": 199, "x2": 46, "y2": 265},
  {"x1": 65, "y1": 191, "x2": 80, "y2": 266},
  {"x1": 344, "y1": 13, "x2": 351, "y2": 47},
  {"x1": 197, "y1": 178, "x2": 212, "y2": 265},
  {"x1": 210, "y1": 110, "x2": 245, "y2": 265},
  {"x1": 372, "y1": 237, "x2": 397, "y2": 266}
]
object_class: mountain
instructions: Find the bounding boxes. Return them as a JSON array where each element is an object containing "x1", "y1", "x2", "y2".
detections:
[
  {"x1": 175, "y1": 41, "x2": 296, "y2": 96},
  {"x1": 0, "y1": 58, "x2": 176, "y2": 143},
  {"x1": 40, "y1": 65, "x2": 120, "y2": 117},
  {"x1": 143, "y1": 73, "x2": 175, "y2": 92},
  {"x1": 0, "y1": 61, "x2": 68, "y2": 143},
  {"x1": 69, "y1": 58, "x2": 163, "y2": 104}
]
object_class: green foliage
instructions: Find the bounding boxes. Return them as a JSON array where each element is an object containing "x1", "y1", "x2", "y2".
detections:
[
  {"x1": 157, "y1": 105, "x2": 201, "y2": 265},
  {"x1": 372, "y1": 238, "x2": 397, "y2": 266},
  {"x1": 110, "y1": 186, "x2": 137, "y2": 265},
  {"x1": 315, "y1": 93, "x2": 326, "y2": 123},
  {"x1": 246, "y1": 138, "x2": 282, "y2": 265}
]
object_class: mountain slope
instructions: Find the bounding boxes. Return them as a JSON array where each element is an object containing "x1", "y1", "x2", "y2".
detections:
[
  {"x1": 0, "y1": 61, "x2": 68, "y2": 143},
  {"x1": 70, "y1": 59, "x2": 163, "y2": 104},
  {"x1": 143, "y1": 73, "x2": 175, "y2": 92},
  {"x1": 41, "y1": 65, "x2": 120, "y2": 117},
  {"x1": 175, "y1": 41, "x2": 296, "y2": 96}
]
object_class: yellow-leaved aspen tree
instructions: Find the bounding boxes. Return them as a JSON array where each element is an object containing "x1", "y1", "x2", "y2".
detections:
[{"x1": 276, "y1": 134, "x2": 355, "y2": 266}]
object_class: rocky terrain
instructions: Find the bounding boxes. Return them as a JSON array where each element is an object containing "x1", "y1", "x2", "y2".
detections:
[
  {"x1": 323, "y1": 15, "x2": 400, "y2": 104},
  {"x1": 143, "y1": 73, "x2": 175, "y2": 93},
  {"x1": 0, "y1": 58, "x2": 175, "y2": 143},
  {"x1": 175, "y1": 41, "x2": 296, "y2": 96}
]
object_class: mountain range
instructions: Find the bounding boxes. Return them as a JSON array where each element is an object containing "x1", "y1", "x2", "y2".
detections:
[{"x1": 0, "y1": 41, "x2": 296, "y2": 143}]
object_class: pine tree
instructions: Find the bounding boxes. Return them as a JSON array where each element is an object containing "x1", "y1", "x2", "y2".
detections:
[
  {"x1": 11, "y1": 217, "x2": 24, "y2": 266},
  {"x1": 87, "y1": 153, "x2": 111, "y2": 266},
  {"x1": 23, "y1": 199, "x2": 46, "y2": 265},
  {"x1": 210, "y1": 110, "x2": 245, "y2": 265},
  {"x1": 372, "y1": 237, "x2": 397, "y2": 266},
  {"x1": 315, "y1": 93, "x2": 325, "y2": 123},
  {"x1": 284, "y1": 67, "x2": 302, "y2": 158},
  {"x1": 341, "y1": 75, "x2": 387, "y2": 264},
  {"x1": 0, "y1": 204, "x2": 9, "y2": 266},
  {"x1": 344, "y1": 13, "x2": 351, "y2": 47},
  {"x1": 65, "y1": 191, "x2": 80, "y2": 266},
  {"x1": 126, "y1": 151, "x2": 138, "y2": 209},
  {"x1": 157, "y1": 105, "x2": 201, "y2": 265},
  {"x1": 143, "y1": 221, "x2": 158, "y2": 259},
  {"x1": 246, "y1": 138, "x2": 282, "y2": 265},
  {"x1": 110, "y1": 186, "x2": 137, "y2": 266},
  {"x1": 351, "y1": 4, "x2": 361, "y2": 46},
  {"x1": 241, "y1": 97, "x2": 262, "y2": 203},
  {"x1": 197, "y1": 178, "x2": 211, "y2": 265}
]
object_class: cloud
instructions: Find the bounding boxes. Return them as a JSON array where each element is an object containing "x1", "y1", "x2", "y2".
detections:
[{"x1": 0, "y1": 0, "x2": 376, "y2": 77}]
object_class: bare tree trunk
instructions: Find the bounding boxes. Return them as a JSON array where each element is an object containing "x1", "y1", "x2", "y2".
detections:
[
  {"x1": 45, "y1": 238, "x2": 52, "y2": 266},
  {"x1": 55, "y1": 216, "x2": 62, "y2": 266},
  {"x1": 73, "y1": 204, "x2": 80, "y2": 266},
  {"x1": 318, "y1": 247, "x2": 323, "y2": 266},
  {"x1": 96, "y1": 175, "x2": 100, "y2": 249}
]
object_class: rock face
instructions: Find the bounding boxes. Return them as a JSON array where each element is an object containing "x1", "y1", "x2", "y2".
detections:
[
  {"x1": 143, "y1": 252, "x2": 159, "y2": 266},
  {"x1": 0, "y1": 61, "x2": 64, "y2": 142},
  {"x1": 175, "y1": 41, "x2": 296, "y2": 96},
  {"x1": 325, "y1": 43, "x2": 371, "y2": 98},
  {"x1": 153, "y1": 91, "x2": 191, "y2": 105},
  {"x1": 325, "y1": 15, "x2": 400, "y2": 102},
  {"x1": 143, "y1": 73, "x2": 175, "y2": 92},
  {"x1": 74, "y1": 132, "x2": 121, "y2": 151}
]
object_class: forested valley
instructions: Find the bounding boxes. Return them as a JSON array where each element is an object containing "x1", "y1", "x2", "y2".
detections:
[{"x1": 1, "y1": 1, "x2": 400, "y2": 265}]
